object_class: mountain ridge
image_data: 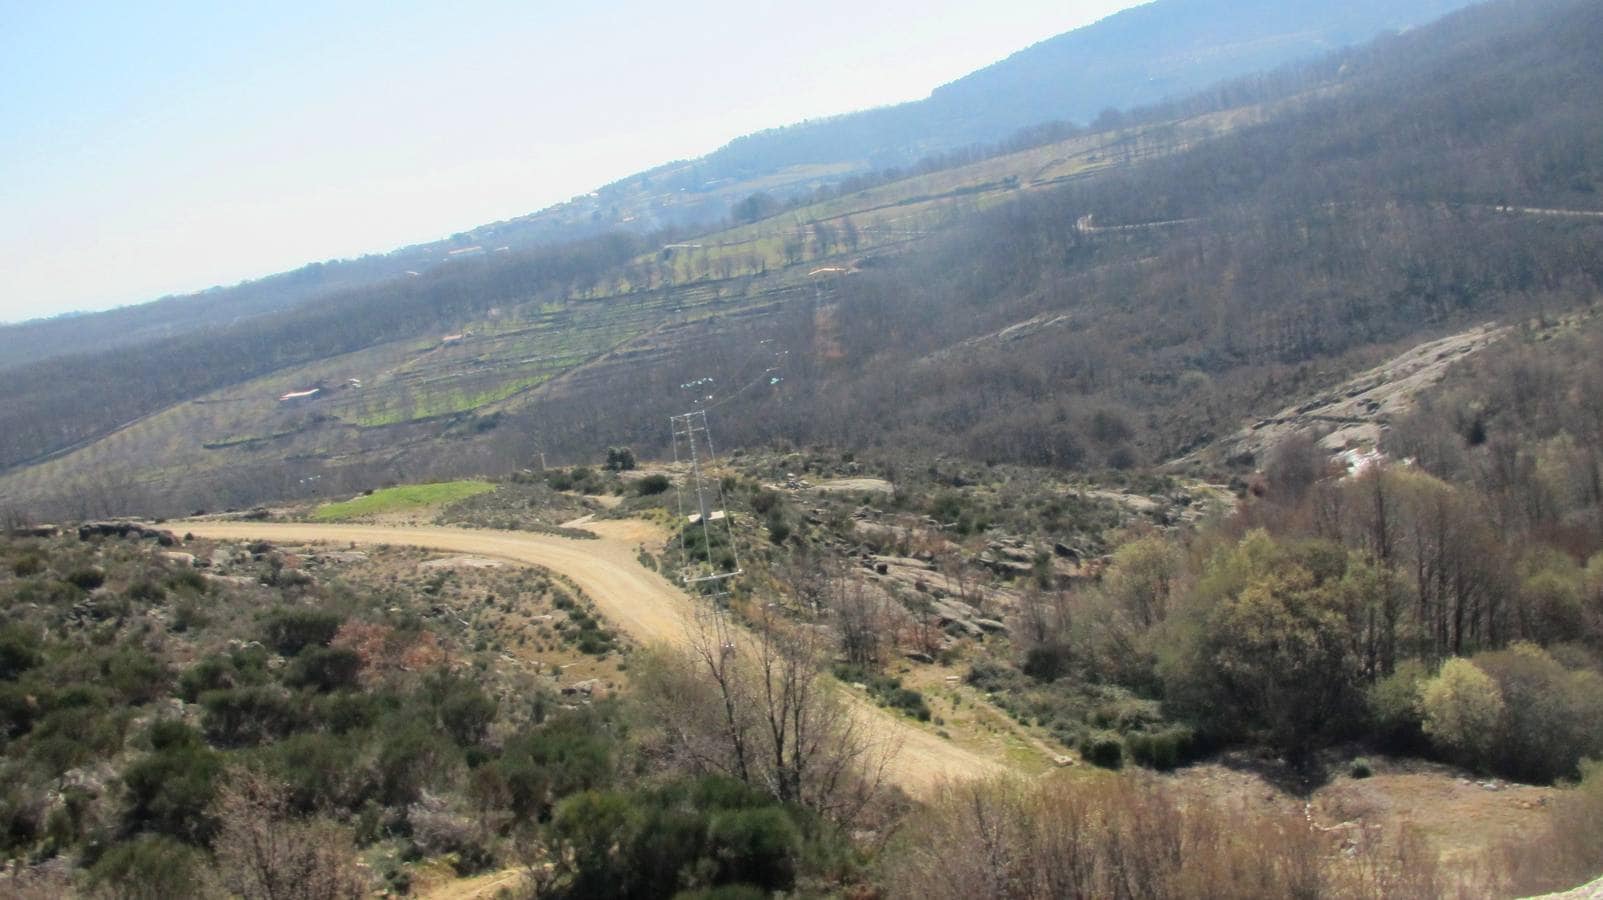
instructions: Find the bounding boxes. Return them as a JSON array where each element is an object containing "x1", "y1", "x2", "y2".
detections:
[{"x1": 0, "y1": 0, "x2": 1475, "y2": 371}]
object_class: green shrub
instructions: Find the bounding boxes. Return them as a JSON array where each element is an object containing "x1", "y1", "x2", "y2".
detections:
[
  {"x1": 29, "y1": 703, "x2": 128, "y2": 776},
  {"x1": 1349, "y1": 757, "x2": 1374, "y2": 779},
  {"x1": 11, "y1": 555, "x2": 44, "y2": 577},
  {"x1": 261, "y1": 608, "x2": 344, "y2": 655},
  {"x1": 66, "y1": 567, "x2": 106, "y2": 591},
  {"x1": 706, "y1": 806, "x2": 799, "y2": 890},
  {"x1": 200, "y1": 686, "x2": 303, "y2": 747},
  {"x1": 127, "y1": 579, "x2": 166, "y2": 603},
  {"x1": 1080, "y1": 733, "x2": 1124, "y2": 769},
  {"x1": 0, "y1": 683, "x2": 37, "y2": 739},
  {"x1": 267, "y1": 732, "x2": 372, "y2": 814},
  {"x1": 377, "y1": 715, "x2": 460, "y2": 806},
  {"x1": 88, "y1": 835, "x2": 208, "y2": 900},
  {"x1": 286, "y1": 646, "x2": 364, "y2": 693},
  {"x1": 636, "y1": 474, "x2": 671, "y2": 496},
  {"x1": 439, "y1": 683, "x2": 497, "y2": 746},
  {"x1": 1125, "y1": 726, "x2": 1195, "y2": 771},
  {"x1": 0, "y1": 626, "x2": 42, "y2": 680},
  {"x1": 1369, "y1": 659, "x2": 1430, "y2": 752},
  {"x1": 104, "y1": 649, "x2": 170, "y2": 705},
  {"x1": 165, "y1": 568, "x2": 208, "y2": 595},
  {"x1": 1472, "y1": 644, "x2": 1603, "y2": 783},
  {"x1": 1420, "y1": 658, "x2": 1505, "y2": 772},
  {"x1": 121, "y1": 742, "x2": 222, "y2": 844}
]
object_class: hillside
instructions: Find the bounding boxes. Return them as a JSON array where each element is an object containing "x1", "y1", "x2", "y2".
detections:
[
  {"x1": 705, "y1": 0, "x2": 1475, "y2": 173},
  {"x1": 0, "y1": 0, "x2": 1474, "y2": 373},
  {"x1": 3, "y1": 0, "x2": 1596, "y2": 523}
]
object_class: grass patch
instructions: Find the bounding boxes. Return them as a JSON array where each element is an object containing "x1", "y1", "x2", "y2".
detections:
[{"x1": 312, "y1": 481, "x2": 494, "y2": 521}]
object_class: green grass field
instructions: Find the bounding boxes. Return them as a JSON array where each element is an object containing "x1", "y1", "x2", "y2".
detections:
[{"x1": 311, "y1": 480, "x2": 495, "y2": 521}]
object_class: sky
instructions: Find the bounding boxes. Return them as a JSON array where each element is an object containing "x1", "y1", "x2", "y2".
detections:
[{"x1": 0, "y1": 0, "x2": 1139, "y2": 324}]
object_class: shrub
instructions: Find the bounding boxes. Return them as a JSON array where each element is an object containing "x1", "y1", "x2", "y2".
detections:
[
  {"x1": 1419, "y1": 658, "x2": 1505, "y2": 772},
  {"x1": 268, "y1": 732, "x2": 372, "y2": 814},
  {"x1": 706, "y1": 806, "x2": 799, "y2": 890},
  {"x1": 1080, "y1": 733, "x2": 1124, "y2": 769},
  {"x1": 121, "y1": 742, "x2": 223, "y2": 844},
  {"x1": 635, "y1": 474, "x2": 672, "y2": 496},
  {"x1": 0, "y1": 683, "x2": 37, "y2": 739},
  {"x1": 286, "y1": 646, "x2": 364, "y2": 693},
  {"x1": 66, "y1": 567, "x2": 106, "y2": 591},
  {"x1": 0, "y1": 626, "x2": 42, "y2": 680},
  {"x1": 127, "y1": 579, "x2": 166, "y2": 603},
  {"x1": 261, "y1": 608, "x2": 343, "y2": 656},
  {"x1": 104, "y1": 649, "x2": 170, "y2": 705},
  {"x1": 171, "y1": 600, "x2": 210, "y2": 633},
  {"x1": 1349, "y1": 758, "x2": 1374, "y2": 779},
  {"x1": 1472, "y1": 644, "x2": 1603, "y2": 782},
  {"x1": 1125, "y1": 726, "x2": 1195, "y2": 771},
  {"x1": 11, "y1": 555, "x2": 44, "y2": 577},
  {"x1": 439, "y1": 683, "x2": 497, "y2": 746},
  {"x1": 88, "y1": 835, "x2": 209, "y2": 900},
  {"x1": 1369, "y1": 659, "x2": 1430, "y2": 752},
  {"x1": 201, "y1": 686, "x2": 303, "y2": 747}
]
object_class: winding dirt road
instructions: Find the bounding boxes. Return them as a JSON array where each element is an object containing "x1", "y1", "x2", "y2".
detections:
[{"x1": 179, "y1": 519, "x2": 1002, "y2": 797}]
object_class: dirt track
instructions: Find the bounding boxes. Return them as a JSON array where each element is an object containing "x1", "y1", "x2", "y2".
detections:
[{"x1": 178, "y1": 520, "x2": 1002, "y2": 796}]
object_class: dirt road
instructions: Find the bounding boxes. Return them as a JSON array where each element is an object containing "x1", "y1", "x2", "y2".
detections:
[{"x1": 178, "y1": 520, "x2": 1001, "y2": 796}]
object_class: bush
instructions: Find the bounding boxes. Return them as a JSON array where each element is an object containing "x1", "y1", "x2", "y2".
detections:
[
  {"x1": 1472, "y1": 644, "x2": 1603, "y2": 783},
  {"x1": 1080, "y1": 733, "x2": 1125, "y2": 769},
  {"x1": 0, "y1": 626, "x2": 42, "y2": 680},
  {"x1": 1369, "y1": 659, "x2": 1430, "y2": 752},
  {"x1": 636, "y1": 474, "x2": 672, "y2": 496},
  {"x1": 550, "y1": 777, "x2": 801, "y2": 899},
  {"x1": 66, "y1": 567, "x2": 106, "y2": 591},
  {"x1": 439, "y1": 683, "x2": 497, "y2": 746},
  {"x1": 121, "y1": 742, "x2": 222, "y2": 844},
  {"x1": 1349, "y1": 758, "x2": 1374, "y2": 779},
  {"x1": 1419, "y1": 658, "x2": 1505, "y2": 772},
  {"x1": 268, "y1": 732, "x2": 372, "y2": 814},
  {"x1": 261, "y1": 608, "x2": 344, "y2": 656},
  {"x1": 1125, "y1": 726, "x2": 1195, "y2": 771},
  {"x1": 286, "y1": 646, "x2": 364, "y2": 693},
  {"x1": 0, "y1": 683, "x2": 37, "y2": 739},
  {"x1": 89, "y1": 835, "x2": 209, "y2": 900},
  {"x1": 104, "y1": 649, "x2": 170, "y2": 705},
  {"x1": 706, "y1": 806, "x2": 799, "y2": 890},
  {"x1": 11, "y1": 555, "x2": 44, "y2": 577},
  {"x1": 201, "y1": 686, "x2": 303, "y2": 747}
]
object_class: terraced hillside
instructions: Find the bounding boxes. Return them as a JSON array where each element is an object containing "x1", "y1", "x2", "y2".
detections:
[
  {"x1": 4, "y1": 0, "x2": 1602, "y2": 522},
  {"x1": 0, "y1": 102, "x2": 1279, "y2": 517}
]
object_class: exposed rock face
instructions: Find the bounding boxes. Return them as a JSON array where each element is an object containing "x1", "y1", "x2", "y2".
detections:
[{"x1": 1189, "y1": 322, "x2": 1507, "y2": 465}]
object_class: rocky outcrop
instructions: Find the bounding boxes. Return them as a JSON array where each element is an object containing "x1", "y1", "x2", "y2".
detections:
[{"x1": 77, "y1": 521, "x2": 178, "y2": 546}]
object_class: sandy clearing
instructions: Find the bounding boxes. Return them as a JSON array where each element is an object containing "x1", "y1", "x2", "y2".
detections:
[
  {"x1": 178, "y1": 520, "x2": 1001, "y2": 796},
  {"x1": 809, "y1": 477, "x2": 894, "y2": 494}
]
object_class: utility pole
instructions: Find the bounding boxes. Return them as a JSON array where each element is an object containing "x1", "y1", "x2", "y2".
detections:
[{"x1": 669, "y1": 409, "x2": 742, "y2": 598}]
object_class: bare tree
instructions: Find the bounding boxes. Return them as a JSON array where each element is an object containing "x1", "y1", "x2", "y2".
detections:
[
  {"x1": 636, "y1": 599, "x2": 892, "y2": 823},
  {"x1": 210, "y1": 769, "x2": 369, "y2": 900}
]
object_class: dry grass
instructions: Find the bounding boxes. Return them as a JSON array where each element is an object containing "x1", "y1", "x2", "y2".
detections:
[{"x1": 886, "y1": 772, "x2": 1458, "y2": 900}]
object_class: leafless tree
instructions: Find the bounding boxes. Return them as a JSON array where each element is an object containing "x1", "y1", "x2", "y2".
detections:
[
  {"x1": 635, "y1": 598, "x2": 892, "y2": 823},
  {"x1": 210, "y1": 769, "x2": 369, "y2": 900}
]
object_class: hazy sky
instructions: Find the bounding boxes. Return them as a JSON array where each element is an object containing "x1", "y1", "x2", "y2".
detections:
[{"x1": 0, "y1": 1, "x2": 1139, "y2": 324}]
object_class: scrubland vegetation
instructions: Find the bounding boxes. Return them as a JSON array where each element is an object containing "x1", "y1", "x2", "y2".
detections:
[{"x1": 3, "y1": 0, "x2": 1603, "y2": 896}]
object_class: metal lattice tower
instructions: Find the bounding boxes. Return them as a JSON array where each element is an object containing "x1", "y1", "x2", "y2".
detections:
[{"x1": 670, "y1": 410, "x2": 742, "y2": 596}]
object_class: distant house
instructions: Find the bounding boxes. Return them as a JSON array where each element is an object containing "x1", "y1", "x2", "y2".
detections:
[
  {"x1": 278, "y1": 388, "x2": 321, "y2": 404},
  {"x1": 440, "y1": 334, "x2": 466, "y2": 347},
  {"x1": 445, "y1": 246, "x2": 485, "y2": 261}
]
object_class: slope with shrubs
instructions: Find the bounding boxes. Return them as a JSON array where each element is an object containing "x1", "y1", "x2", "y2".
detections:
[{"x1": 0, "y1": 528, "x2": 862, "y2": 897}]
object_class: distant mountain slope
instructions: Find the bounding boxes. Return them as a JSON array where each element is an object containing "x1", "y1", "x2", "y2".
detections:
[
  {"x1": 696, "y1": 0, "x2": 1474, "y2": 175},
  {"x1": 0, "y1": 0, "x2": 1474, "y2": 371},
  {"x1": 4, "y1": 0, "x2": 1598, "y2": 521}
]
